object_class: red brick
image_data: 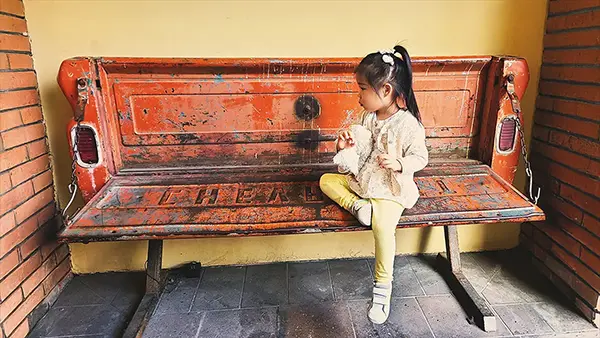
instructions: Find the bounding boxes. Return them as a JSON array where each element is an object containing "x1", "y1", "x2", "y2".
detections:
[
  {"x1": 54, "y1": 244, "x2": 69, "y2": 262},
  {"x1": 7, "y1": 54, "x2": 33, "y2": 70},
  {"x1": 0, "y1": 145, "x2": 28, "y2": 171},
  {"x1": 19, "y1": 106, "x2": 42, "y2": 125},
  {"x1": 9, "y1": 319, "x2": 29, "y2": 338},
  {"x1": 0, "y1": 53, "x2": 9, "y2": 69},
  {"x1": 0, "y1": 212, "x2": 16, "y2": 237},
  {"x1": 0, "y1": 251, "x2": 41, "y2": 300},
  {"x1": 0, "y1": 249, "x2": 20, "y2": 278},
  {"x1": 26, "y1": 139, "x2": 47, "y2": 159},
  {"x1": 40, "y1": 240, "x2": 58, "y2": 261},
  {"x1": 1, "y1": 122, "x2": 44, "y2": 150},
  {"x1": 580, "y1": 247, "x2": 600, "y2": 274},
  {"x1": 0, "y1": 288, "x2": 22, "y2": 322},
  {"x1": 0, "y1": 181, "x2": 33, "y2": 216},
  {"x1": 549, "y1": 0, "x2": 600, "y2": 15},
  {"x1": 549, "y1": 130, "x2": 600, "y2": 159},
  {"x1": 42, "y1": 258, "x2": 71, "y2": 296},
  {"x1": 9, "y1": 154, "x2": 50, "y2": 187},
  {"x1": 0, "y1": 15, "x2": 27, "y2": 33},
  {"x1": 545, "y1": 249, "x2": 575, "y2": 285},
  {"x1": 0, "y1": 0, "x2": 25, "y2": 17},
  {"x1": 0, "y1": 110, "x2": 22, "y2": 132},
  {"x1": 35, "y1": 203, "x2": 55, "y2": 228},
  {"x1": 575, "y1": 297, "x2": 600, "y2": 325},
  {"x1": 0, "y1": 90, "x2": 39, "y2": 113},
  {"x1": 19, "y1": 225, "x2": 46, "y2": 260},
  {"x1": 0, "y1": 72, "x2": 37, "y2": 91},
  {"x1": 573, "y1": 277, "x2": 600, "y2": 308},
  {"x1": 560, "y1": 185, "x2": 600, "y2": 215},
  {"x1": 582, "y1": 213, "x2": 600, "y2": 237},
  {"x1": 536, "y1": 96, "x2": 600, "y2": 122},
  {"x1": 539, "y1": 221, "x2": 582, "y2": 254},
  {"x1": 21, "y1": 253, "x2": 56, "y2": 297},
  {"x1": 534, "y1": 110, "x2": 598, "y2": 139},
  {"x1": 14, "y1": 186, "x2": 53, "y2": 224},
  {"x1": 0, "y1": 217, "x2": 36, "y2": 257},
  {"x1": 31, "y1": 170, "x2": 51, "y2": 193},
  {"x1": 547, "y1": 10, "x2": 600, "y2": 32},
  {"x1": 544, "y1": 28, "x2": 600, "y2": 48},
  {"x1": 551, "y1": 243, "x2": 600, "y2": 291},
  {"x1": 0, "y1": 34, "x2": 29, "y2": 52},
  {"x1": 532, "y1": 227, "x2": 554, "y2": 250},
  {"x1": 1, "y1": 172, "x2": 12, "y2": 194},
  {"x1": 557, "y1": 214, "x2": 600, "y2": 254},
  {"x1": 543, "y1": 49, "x2": 600, "y2": 65},
  {"x1": 532, "y1": 140, "x2": 599, "y2": 177},
  {"x1": 548, "y1": 195, "x2": 584, "y2": 225},
  {"x1": 2, "y1": 284, "x2": 43, "y2": 336},
  {"x1": 548, "y1": 161, "x2": 599, "y2": 197},
  {"x1": 540, "y1": 65, "x2": 600, "y2": 85},
  {"x1": 539, "y1": 81, "x2": 600, "y2": 103}
]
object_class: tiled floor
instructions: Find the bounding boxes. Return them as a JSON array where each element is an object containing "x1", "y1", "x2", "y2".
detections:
[{"x1": 29, "y1": 249, "x2": 599, "y2": 338}]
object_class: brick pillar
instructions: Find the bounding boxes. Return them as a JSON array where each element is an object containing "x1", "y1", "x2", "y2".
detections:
[
  {"x1": 0, "y1": 1, "x2": 73, "y2": 337},
  {"x1": 520, "y1": 0, "x2": 599, "y2": 327}
]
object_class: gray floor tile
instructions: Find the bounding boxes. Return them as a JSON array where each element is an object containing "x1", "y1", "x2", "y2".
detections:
[
  {"x1": 197, "y1": 307, "x2": 278, "y2": 338},
  {"x1": 28, "y1": 305, "x2": 128, "y2": 337},
  {"x1": 494, "y1": 303, "x2": 554, "y2": 335},
  {"x1": 279, "y1": 301, "x2": 355, "y2": 338},
  {"x1": 142, "y1": 312, "x2": 204, "y2": 338},
  {"x1": 330, "y1": 259, "x2": 373, "y2": 300},
  {"x1": 348, "y1": 298, "x2": 434, "y2": 338},
  {"x1": 52, "y1": 278, "x2": 107, "y2": 307},
  {"x1": 241, "y1": 263, "x2": 287, "y2": 307},
  {"x1": 417, "y1": 295, "x2": 512, "y2": 337},
  {"x1": 407, "y1": 256, "x2": 451, "y2": 295},
  {"x1": 517, "y1": 331, "x2": 600, "y2": 338},
  {"x1": 483, "y1": 269, "x2": 548, "y2": 305},
  {"x1": 392, "y1": 256, "x2": 426, "y2": 297},
  {"x1": 462, "y1": 254, "x2": 499, "y2": 293},
  {"x1": 155, "y1": 277, "x2": 199, "y2": 314},
  {"x1": 531, "y1": 302, "x2": 598, "y2": 333},
  {"x1": 192, "y1": 266, "x2": 245, "y2": 311},
  {"x1": 288, "y1": 262, "x2": 334, "y2": 304}
]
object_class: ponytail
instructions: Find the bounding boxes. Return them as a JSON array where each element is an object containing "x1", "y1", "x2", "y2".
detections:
[{"x1": 393, "y1": 45, "x2": 421, "y2": 123}]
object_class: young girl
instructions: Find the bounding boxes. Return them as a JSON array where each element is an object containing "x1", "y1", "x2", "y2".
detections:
[{"x1": 320, "y1": 45, "x2": 428, "y2": 324}]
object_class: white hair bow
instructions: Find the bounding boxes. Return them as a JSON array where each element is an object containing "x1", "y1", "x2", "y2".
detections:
[{"x1": 378, "y1": 49, "x2": 395, "y2": 66}]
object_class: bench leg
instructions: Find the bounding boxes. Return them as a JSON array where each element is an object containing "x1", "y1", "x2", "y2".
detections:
[
  {"x1": 436, "y1": 225, "x2": 497, "y2": 332},
  {"x1": 123, "y1": 240, "x2": 164, "y2": 338}
]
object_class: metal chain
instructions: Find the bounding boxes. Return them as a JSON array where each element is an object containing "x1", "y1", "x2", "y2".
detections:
[
  {"x1": 505, "y1": 116, "x2": 540, "y2": 204},
  {"x1": 61, "y1": 78, "x2": 89, "y2": 223},
  {"x1": 505, "y1": 75, "x2": 540, "y2": 205}
]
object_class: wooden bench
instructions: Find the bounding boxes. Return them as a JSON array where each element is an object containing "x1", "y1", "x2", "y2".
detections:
[{"x1": 57, "y1": 56, "x2": 544, "y2": 333}]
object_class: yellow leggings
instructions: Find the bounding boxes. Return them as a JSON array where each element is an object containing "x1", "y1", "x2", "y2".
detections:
[{"x1": 319, "y1": 173, "x2": 404, "y2": 284}]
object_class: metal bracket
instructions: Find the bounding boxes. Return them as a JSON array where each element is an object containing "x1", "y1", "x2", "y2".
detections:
[
  {"x1": 505, "y1": 74, "x2": 521, "y2": 114},
  {"x1": 75, "y1": 77, "x2": 90, "y2": 122}
]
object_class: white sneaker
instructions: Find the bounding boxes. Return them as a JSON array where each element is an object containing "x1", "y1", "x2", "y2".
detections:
[
  {"x1": 350, "y1": 199, "x2": 372, "y2": 226},
  {"x1": 368, "y1": 282, "x2": 392, "y2": 324}
]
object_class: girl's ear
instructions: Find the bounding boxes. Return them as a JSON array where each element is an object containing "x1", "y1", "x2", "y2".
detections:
[{"x1": 383, "y1": 83, "x2": 393, "y2": 97}]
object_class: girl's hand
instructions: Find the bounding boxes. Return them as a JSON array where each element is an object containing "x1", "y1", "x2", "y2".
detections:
[
  {"x1": 378, "y1": 154, "x2": 403, "y2": 171},
  {"x1": 336, "y1": 130, "x2": 355, "y2": 150}
]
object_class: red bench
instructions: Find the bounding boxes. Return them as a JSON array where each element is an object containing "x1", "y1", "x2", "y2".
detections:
[{"x1": 57, "y1": 56, "x2": 544, "y2": 333}]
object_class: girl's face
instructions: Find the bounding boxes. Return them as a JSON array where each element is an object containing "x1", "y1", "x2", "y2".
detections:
[{"x1": 355, "y1": 73, "x2": 394, "y2": 112}]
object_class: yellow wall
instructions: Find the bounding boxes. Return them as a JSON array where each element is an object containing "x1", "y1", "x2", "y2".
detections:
[{"x1": 24, "y1": 0, "x2": 548, "y2": 273}]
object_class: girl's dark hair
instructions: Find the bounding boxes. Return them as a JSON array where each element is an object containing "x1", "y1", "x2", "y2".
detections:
[{"x1": 355, "y1": 45, "x2": 421, "y2": 123}]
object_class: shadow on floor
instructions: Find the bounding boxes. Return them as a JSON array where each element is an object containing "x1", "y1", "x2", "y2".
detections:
[{"x1": 28, "y1": 249, "x2": 599, "y2": 338}]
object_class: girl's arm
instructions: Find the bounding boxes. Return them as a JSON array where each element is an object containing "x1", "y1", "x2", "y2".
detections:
[{"x1": 397, "y1": 126, "x2": 428, "y2": 174}]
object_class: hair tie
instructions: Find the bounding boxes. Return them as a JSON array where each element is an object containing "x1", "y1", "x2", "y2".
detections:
[{"x1": 378, "y1": 50, "x2": 395, "y2": 66}]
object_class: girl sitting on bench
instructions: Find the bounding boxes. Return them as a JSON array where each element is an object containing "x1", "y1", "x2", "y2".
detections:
[{"x1": 320, "y1": 45, "x2": 428, "y2": 324}]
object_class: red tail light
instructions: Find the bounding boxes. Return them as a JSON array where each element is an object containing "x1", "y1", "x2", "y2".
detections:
[
  {"x1": 499, "y1": 118, "x2": 517, "y2": 152},
  {"x1": 76, "y1": 126, "x2": 99, "y2": 164}
]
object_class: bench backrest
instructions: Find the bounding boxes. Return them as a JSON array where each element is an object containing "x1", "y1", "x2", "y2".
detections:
[{"x1": 58, "y1": 56, "x2": 529, "y2": 201}]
